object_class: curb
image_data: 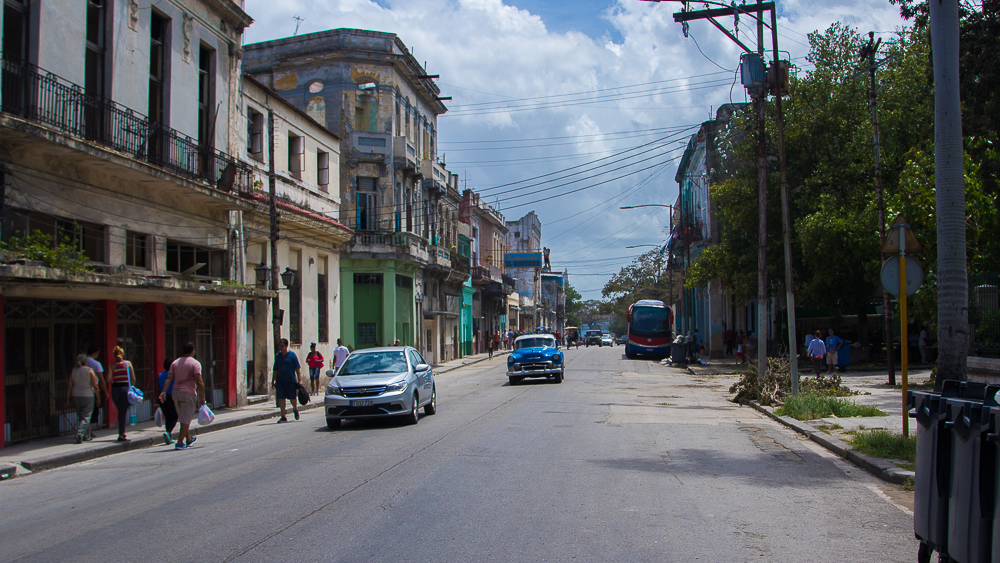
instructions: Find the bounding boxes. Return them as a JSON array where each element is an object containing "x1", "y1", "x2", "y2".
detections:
[
  {"x1": 17, "y1": 401, "x2": 325, "y2": 473},
  {"x1": 434, "y1": 351, "x2": 510, "y2": 375},
  {"x1": 747, "y1": 400, "x2": 915, "y2": 485}
]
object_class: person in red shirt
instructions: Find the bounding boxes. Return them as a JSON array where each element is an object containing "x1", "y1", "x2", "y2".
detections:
[{"x1": 306, "y1": 343, "x2": 325, "y2": 396}]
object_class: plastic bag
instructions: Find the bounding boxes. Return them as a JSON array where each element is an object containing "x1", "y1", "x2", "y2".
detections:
[
  {"x1": 198, "y1": 404, "x2": 215, "y2": 426},
  {"x1": 127, "y1": 386, "x2": 144, "y2": 406},
  {"x1": 153, "y1": 407, "x2": 164, "y2": 427}
]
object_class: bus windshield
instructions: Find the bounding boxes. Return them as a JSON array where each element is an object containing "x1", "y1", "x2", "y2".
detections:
[{"x1": 630, "y1": 307, "x2": 671, "y2": 336}]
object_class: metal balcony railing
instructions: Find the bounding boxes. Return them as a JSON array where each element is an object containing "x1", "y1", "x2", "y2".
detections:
[{"x1": 0, "y1": 59, "x2": 252, "y2": 193}]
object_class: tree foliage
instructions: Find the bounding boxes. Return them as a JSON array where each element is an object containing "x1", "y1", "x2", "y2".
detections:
[
  {"x1": 564, "y1": 283, "x2": 583, "y2": 327},
  {"x1": 602, "y1": 250, "x2": 676, "y2": 333}
]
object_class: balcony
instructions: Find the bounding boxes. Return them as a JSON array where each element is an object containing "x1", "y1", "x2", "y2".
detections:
[
  {"x1": 348, "y1": 131, "x2": 391, "y2": 163},
  {"x1": 472, "y1": 263, "x2": 502, "y2": 285},
  {"x1": 421, "y1": 160, "x2": 447, "y2": 194},
  {"x1": 0, "y1": 59, "x2": 252, "y2": 196},
  {"x1": 451, "y1": 254, "x2": 471, "y2": 275},
  {"x1": 393, "y1": 136, "x2": 418, "y2": 173},
  {"x1": 348, "y1": 230, "x2": 429, "y2": 263}
]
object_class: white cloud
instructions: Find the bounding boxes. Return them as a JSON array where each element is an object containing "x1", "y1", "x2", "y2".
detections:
[{"x1": 241, "y1": 0, "x2": 906, "y2": 298}]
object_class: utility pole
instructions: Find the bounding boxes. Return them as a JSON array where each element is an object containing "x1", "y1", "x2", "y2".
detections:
[
  {"x1": 861, "y1": 32, "x2": 896, "y2": 386},
  {"x1": 754, "y1": 0, "x2": 768, "y2": 381},
  {"x1": 267, "y1": 109, "x2": 281, "y2": 352}
]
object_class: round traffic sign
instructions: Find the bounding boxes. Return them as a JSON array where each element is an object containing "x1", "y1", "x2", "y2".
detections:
[{"x1": 880, "y1": 256, "x2": 923, "y2": 296}]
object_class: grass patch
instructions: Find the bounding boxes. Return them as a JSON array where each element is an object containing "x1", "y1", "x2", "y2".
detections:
[
  {"x1": 849, "y1": 429, "x2": 917, "y2": 464},
  {"x1": 775, "y1": 394, "x2": 886, "y2": 421},
  {"x1": 895, "y1": 461, "x2": 917, "y2": 472},
  {"x1": 903, "y1": 477, "x2": 915, "y2": 491}
]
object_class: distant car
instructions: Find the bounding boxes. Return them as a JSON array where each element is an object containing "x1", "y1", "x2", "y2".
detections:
[
  {"x1": 617, "y1": 335, "x2": 628, "y2": 344},
  {"x1": 324, "y1": 346, "x2": 436, "y2": 429},
  {"x1": 601, "y1": 334, "x2": 614, "y2": 347},
  {"x1": 507, "y1": 334, "x2": 564, "y2": 385},
  {"x1": 585, "y1": 329, "x2": 603, "y2": 347}
]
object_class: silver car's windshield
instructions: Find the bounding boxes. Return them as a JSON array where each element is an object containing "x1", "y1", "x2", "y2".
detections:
[
  {"x1": 339, "y1": 351, "x2": 408, "y2": 376},
  {"x1": 516, "y1": 338, "x2": 555, "y2": 350}
]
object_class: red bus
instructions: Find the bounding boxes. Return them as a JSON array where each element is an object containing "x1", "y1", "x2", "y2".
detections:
[{"x1": 625, "y1": 299, "x2": 673, "y2": 359}]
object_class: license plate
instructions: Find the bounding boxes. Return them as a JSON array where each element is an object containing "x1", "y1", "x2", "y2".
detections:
[{"x1": 350, "y1": 399, "x2": 374, "y2": 407}]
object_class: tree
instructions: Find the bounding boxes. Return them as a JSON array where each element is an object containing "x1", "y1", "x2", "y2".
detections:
[
  {"x1": 602, "y1": 250, "x2": 672, "y2": 334},
  {"x1": 565, "y1": 283, "x2": 583, "y2": 327}
]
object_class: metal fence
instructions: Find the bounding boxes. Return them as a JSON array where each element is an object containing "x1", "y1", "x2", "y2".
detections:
[
  {"x1": 0, "y1": 58, "x2": 252, "y2": 193},
  {"x1": 970, "y1": 273, "x2": 1000, "y2": 358}
]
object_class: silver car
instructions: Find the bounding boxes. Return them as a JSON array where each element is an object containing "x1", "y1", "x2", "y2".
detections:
[{"x1": 324, "y1": 347, "x2": 436, "y2": 429}]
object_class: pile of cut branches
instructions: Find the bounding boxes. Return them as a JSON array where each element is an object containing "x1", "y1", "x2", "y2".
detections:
[{"x1": 729, "y1": 357, "x2": 856, "y2": 406}]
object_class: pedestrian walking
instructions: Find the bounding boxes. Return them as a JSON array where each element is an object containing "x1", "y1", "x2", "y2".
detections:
[
  {"x1": 157, "y1": 358, "x2": 178, "y2": 445},
  {"x1": 806, "y1": 331, "x2": 827, "y2": 376},
  {"x1": 724, "y1": 327, "x2": 734, "y2": 356},
  {"x1": 493, "y1": 331, "x2": 501, "y2": 354},
  {"x1": 306, "y1": 343, "x2": 324, "y2": 396},
  {"x1": 159, "y1": 342, "x2": 205, "y2": 450},
  {"x1": 487, "y1": 336, "x2": 494, "y2": 359},
  {"x1": 331, "y1": 338, "x2": 350, "y2": 375},
  {"x1": 65, "y1": 353, "x2": 100, "y2": 444},
  {"x1": 745, "y1": 332, "x2": 756, "y2": 360},
  {"x1": 108, "y1": 346, "x2": 136, "y2": 442},
  {"x1": 824, "y1": 329, "x2": 843, "y2": 374},
  {"x1": 919, "y1": 326, "x2": 929, "y2": 364},
  {"x1": 85, "y1": 344, "x2": 106, "y2": 435},
  {"x1": 272, "y1": 338, "x2": 302, "y2": 423},
  {"x1": 735, "y1": 331, "x2": 746, "y2": 365}
]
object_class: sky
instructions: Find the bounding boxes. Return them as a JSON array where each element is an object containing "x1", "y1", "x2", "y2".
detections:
[{"x1": 240, "y1": 0, "x2": 907, "y2": 300}]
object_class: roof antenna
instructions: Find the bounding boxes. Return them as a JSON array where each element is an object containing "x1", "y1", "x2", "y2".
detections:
[{"x1": 292, "y1": 16, "x2": 305, "y2": 36}]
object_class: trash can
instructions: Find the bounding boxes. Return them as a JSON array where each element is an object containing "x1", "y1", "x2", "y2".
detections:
[
  {"x1": 943, "y1": 396, "x2": 992, "y2": 563},
  {"x1": 942, "y1": 379, "x2": 988, "y2": 400},
  {"x1": 836, "y1": 340, "x2": 851, "y2": 369},
  {"x1": 670, "y1": 342, "x2": 686, "y2": 364},
  {"x1": 909, "y1": 390, "x2": 951, "y2": 560}
]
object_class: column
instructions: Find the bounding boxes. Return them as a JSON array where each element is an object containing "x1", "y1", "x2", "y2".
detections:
[
  {"x1": 340, "y1": 264, "x2": 355, "y2": 349},
  {"x1": 216, "y1": 305, "x2": 237, "y2": 407},
  {"x1": 0, "y1": 294, "x2": 5, "y2": 449},
  {"x1": 382, "y1": 261, "x2": 397, "y2": 346},
  {"x1": 99, "y1": 300, "x2": 118, "y2": 428},
  {"x1": 145, "y1": 302, "x2": 165, "y2": 391}
]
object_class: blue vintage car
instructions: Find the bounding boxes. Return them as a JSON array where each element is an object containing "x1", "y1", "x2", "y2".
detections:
[{"x1": 506, "y1": 334, "x2": 564, "y2": 385}]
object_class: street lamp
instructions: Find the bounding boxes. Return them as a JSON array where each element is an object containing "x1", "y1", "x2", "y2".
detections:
[
  {"x1": 254, "y1": 262, "x2": 271, "y2": 287},
  {"x1": 280, "y1": 267, "x2": 297, "y2": 289},
  {"x1": 620, "y1": 204, "x2": 676, "y2": 210}
]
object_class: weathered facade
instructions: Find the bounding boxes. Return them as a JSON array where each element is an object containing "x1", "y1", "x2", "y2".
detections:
[
  {"x1": 506, "y1": 212, "x2": 543, "y2": 331},
  {"x1": 462, "y1": 190, "x2": 510, "y2": 352},
  {"x1": 242, "y1": 29, "x2": 470, "y2": 363},
  {"x1": 0, "y1": 0, "x2": 260, "y2": 447},
  {"x1": 239, "y1": 75, "x2": 353, "y2": 395}
]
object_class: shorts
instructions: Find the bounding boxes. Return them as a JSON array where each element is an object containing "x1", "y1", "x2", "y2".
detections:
[
  {"x1": 275, "y1": 379, "x2": 297, "y2": 401},
  {"x1": 173, "y1": 391, "x2": 197, "y2": 425},
  {"x1": 309, "y1": 366, "x2": 321, "y2": 380},
  {"x1": 826, "y1": 351, "x2": 838, "y2": 365}
]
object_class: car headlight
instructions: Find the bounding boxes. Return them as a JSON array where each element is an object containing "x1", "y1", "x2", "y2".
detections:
[
  {"x1": 384, "y1": 380, "x2": 408, "y2": 392},
  {"x1": 326, "y1": 382, "x2": 342, "y2": 396},
  {"x1": 507, "y1": 356, "x2": 515, "y2": 365},
  {"x1": 553, "y1": 354, "x2": 562, "y2": 364}
]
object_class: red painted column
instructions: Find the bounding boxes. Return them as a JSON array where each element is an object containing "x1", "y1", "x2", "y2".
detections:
[
  {"x1": 217, "y1": 305, "x2": 237, "y2": 407},
  {"x1": 145, "y1": 302, "x2": 166, "y2": 388},
  {"x1": 0, "y1": 294, "x2": 6, "y2": 450},
  {"x1": 99, "y1": 300, "x2": 118, "y2": 428}
]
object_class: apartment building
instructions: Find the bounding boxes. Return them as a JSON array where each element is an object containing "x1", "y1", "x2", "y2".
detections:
[{"x1": 0, "y1": 0, "x2": 260, "y2": 447}]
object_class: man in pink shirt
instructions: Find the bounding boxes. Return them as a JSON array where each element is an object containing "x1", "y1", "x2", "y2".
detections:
[{"x1": 159, "y1": 342, "x2": 205, "y2": 450}]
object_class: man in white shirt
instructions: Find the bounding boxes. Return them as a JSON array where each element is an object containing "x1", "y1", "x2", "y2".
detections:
[{"x1": 330, "y1": 338, "x2": 350, "y2": 376}]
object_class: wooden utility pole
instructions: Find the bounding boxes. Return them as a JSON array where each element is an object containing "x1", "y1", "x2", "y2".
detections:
[{"x1": 861, "y1": 33, "x2": 896, "y2": 386}]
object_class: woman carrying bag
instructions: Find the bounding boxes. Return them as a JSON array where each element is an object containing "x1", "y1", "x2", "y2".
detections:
[
  {"x1": 65, "y1": 353, "x2": 100, "y2": 443},
  {"x1": 109, "y1": 346, "x2": 135, "y2": 442}
]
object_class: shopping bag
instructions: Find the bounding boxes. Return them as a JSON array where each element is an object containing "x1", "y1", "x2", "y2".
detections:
[
  {"x1": 127, "y1": 386, "x2": 144, "y2": 406},
  {"x1": 296, "y1": 383, "x2": 310, "y2": 406},
  {"x1": 154, "y1": 407, "x2": 164, "y2": 427},
  {"x1": 198, "y1": 404, "x2": 215, "y2": 426}
]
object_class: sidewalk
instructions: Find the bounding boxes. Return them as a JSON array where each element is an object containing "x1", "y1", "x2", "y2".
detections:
[
  {"x1": 0, "y1": 350, "x2": 507, "y2": 479},
  {"x1": 747, "y1": 366, "x2": 933, "y2": 485}
]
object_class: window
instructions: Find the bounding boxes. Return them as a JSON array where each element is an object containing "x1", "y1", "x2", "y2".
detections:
[
  {"x1": 4, "y1": 211, "x2": 106, "y2": 263},
  {"x1": 198, "y1": 44, "x2": 215, "y2": 148},
  {"x1": 288, "y1": 132, "x2": 303, "y2": 180},
  {"x1": 317, "y1": 150, "x2": 329, "y2": 191},
  {"x1": 395, "y1": 274, "x2": 412, "y2": 289},
  {"x1": 247, "y1": 108, "x2": 263, "y2": 160},
  {"x1": 165, "y1": 241, "x2": 225, "y2": 277},
  {"x1": 353, "y1": 273, "x2": 383, "y2": 285},
  {"x1": 85, "y1": 0, "x2": 106, "y2": 99},
  {"x1": 357, "y1": 323, "x2": 377, "y2": 344},
  {"x1": 125, "y1": 231, "x2": 148, "y2": 268},
  {"x1": 288, "y1": 268, "x2": 301, "y2": 344},
  {"x1": 148, "y1": 12, "x2": 168, "y2": 126},
  {"x1": 3, "y1": 0, "x2": 29, "y2": 64},
  {"x1": 317, "y1": 269, "x2": 328, "y2": 343},
  {"x1": 356, "y1": 177, "x2": 377, "y2": 231}
]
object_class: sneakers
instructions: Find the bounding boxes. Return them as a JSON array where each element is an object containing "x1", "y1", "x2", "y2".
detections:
[
  {"x1": 174, "y1": 442, "x2": 188, "y2": 450},
  {"x1": 294, "y1": 411, "x2": 300, "y2": 421},
  {"x1": 277, "y1": 416, "x2": 288, "y2": 423},
  {"x1": 185, "y1": 436, "x2": 197, "y2": 447},
  {"x1": 163, "y1": 432, "x2": 175, "y2": 445}
]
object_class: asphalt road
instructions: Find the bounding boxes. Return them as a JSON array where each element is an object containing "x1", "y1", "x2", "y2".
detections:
[{"x1": 0, "y1": 345, "x2": 916, "y2": 562}]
